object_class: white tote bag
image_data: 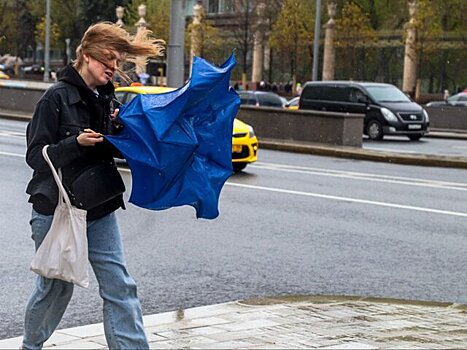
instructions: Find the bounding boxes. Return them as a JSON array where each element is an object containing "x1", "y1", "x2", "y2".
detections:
[{"x1": 30, "y1": 145, "x2": 89, "y2": 288}]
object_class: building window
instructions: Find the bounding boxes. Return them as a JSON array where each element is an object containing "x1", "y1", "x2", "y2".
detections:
[
  {"x1": 222, "y1": 0, "x2": 235, "y2": 12},
  {"x1": 208, "y1": 0, "x2": 219, "y2": 13},
  {"x1": 206, "y1": 0, "x2": 234, "y2": 14}
]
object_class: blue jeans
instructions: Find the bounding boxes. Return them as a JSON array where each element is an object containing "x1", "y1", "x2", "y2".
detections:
[{"x1": 23, "y1": 209, "x2": 149, "y2": 350}]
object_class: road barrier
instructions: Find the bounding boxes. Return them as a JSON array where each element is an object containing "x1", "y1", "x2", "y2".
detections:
[
  {"x1": 0, "y1": 80, "x2": 50, "y2": 113},
  {"x1": 426, "y1": 106, "x2": 467, "y2": 131},
  {"x1": 238, "y1": 106, "x2": 364, "y2": 147}
]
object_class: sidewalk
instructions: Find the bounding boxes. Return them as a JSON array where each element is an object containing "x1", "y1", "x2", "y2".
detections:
[{"x1": 1, "y1": 295, "x2": 466, "y2": 349}]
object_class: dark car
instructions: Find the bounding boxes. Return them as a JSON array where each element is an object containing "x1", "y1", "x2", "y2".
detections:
[
  {"x1": 22, "y1": 64, "x2": 44, "y2": 75},
  {"x1": 426, "y1": 92, "x2": 467, "y2": 107},
  {"x1": 238, "y1": 90, "x2": 285, "y2": 108},
  {"x1": 299, "y1": 81, "x2": 430, "y2": 141}
]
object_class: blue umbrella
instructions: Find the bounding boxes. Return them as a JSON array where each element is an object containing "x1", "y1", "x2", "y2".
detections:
[{"x1": 106, "y1": 54, "x2": 240, "y2": 219}]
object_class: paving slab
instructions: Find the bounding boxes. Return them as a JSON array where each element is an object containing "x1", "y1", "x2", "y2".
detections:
[{"x1": 1, "y1": 295, "x2": 466, "y2": 349}]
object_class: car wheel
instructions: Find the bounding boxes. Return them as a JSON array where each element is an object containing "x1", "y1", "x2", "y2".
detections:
[
  {"x1": 408, "y1": 134, "x2": 423, "y2": 141},
  {"x1": 232, "y1": 162, "x2": 247, "y2": 172},
  {"x1": 366, "y1": 120, "x2": 384, "y2": 140}
]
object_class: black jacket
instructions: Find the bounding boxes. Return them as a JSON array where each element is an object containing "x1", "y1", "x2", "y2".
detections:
[{"x1": 26, "y1": 65, "x2": 125, "y2": 220}]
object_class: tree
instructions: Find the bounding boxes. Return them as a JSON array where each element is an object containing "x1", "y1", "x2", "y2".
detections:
[
  {"x1": 186, "y1": 7, "x2": 226, "y2": 65},
  {"x1": 78, "y1": 0, "x2": 133, "y2": 29},
  {"x1": 35, "y1": 17, "x2": 61, "y2": 48},
  {"x1": 426, "y1": 0, "x2": 465, "y2": 92},
  {"x1": 0, "y1": 0, "x2": 38, "y2": 60},
  {"x1": 22, "y1": 0, "x2": 134, "y2": 65},
  {"x1": 145, "y1": 0, "x2": 171, "y2": 42},
  {"x1": 335, "y1": 1, "x2": 377, "y2": 80},
  {"x1": 269, "y1": 0, "x2": 314, "y2": 89},
  {"x1": 51, "y1": 0, "x2": 85, "y2": 57},
  {"x1": 260, "y1": 0, "x2": 283, "y2": 83},
  {"x1": 228, "y1": 0, "x2": 257, "y2": 85},
  {"x1": 411, "y1": 0, "x2": 442, "y2": 71},
  {"x1": 353, "y1": 0, "x2": 408, "y2": 30}
]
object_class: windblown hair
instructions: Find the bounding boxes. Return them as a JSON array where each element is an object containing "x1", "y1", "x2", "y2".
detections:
[{"x1": 74, "y1": 22, "x2": 165, "y2": 80}]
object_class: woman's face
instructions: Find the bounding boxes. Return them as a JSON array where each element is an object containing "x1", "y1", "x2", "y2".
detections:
[{"x1": 82, "y1": 50, "x2": 121, "y2": 89}]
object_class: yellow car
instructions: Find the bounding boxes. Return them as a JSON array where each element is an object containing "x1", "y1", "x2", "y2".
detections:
[
  {"x1": 0, "y1": 71, "x2": 10, "y2": 79},
  {"x1": 285, "y1": 96, "x2": 299, "y2": 110},
  {"x1": 115, "y1": 85, "x2": 258, "y2": 172}
]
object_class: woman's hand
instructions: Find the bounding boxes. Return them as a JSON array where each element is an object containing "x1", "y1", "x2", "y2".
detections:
[
  {"x1": 111, "y1": 108, "x2": 120, "y2": 120},
  {"x1": 110, "y1": 108, "x2": 124, "y2": 133},
  {"x1": 76, "y1": 128, "x2": 104, "y2": 146}
]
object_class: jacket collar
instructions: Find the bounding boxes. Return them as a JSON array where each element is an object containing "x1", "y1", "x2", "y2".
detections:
[
  {"x1": 58, "y1": 65, "x2": 115, "y2": 105},
  {"x1": 66, "y1": 84, "x2": 82, "y2": 105}
]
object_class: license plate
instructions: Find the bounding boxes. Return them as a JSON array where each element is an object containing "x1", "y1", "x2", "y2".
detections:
[
  {"x1": 232, "y1": 145, "x2": 242, "y2": 153},
  {"x1": 408, "y1": 124, "x2": 422, "y2": 130}
]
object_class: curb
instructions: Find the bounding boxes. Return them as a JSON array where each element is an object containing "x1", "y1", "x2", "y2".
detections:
[
  {"x1": 425, "y1": 129, "x2": 467, "y2": 140},
  {"x1": 240, "y1": 294, "x2": 467, "y2": 310},
  {"x1": 0, "y1": 110, "x2": 31, "y2": 122},
  {"x1": 259, "y1": 138, "x2": 467, "y2": 169}
]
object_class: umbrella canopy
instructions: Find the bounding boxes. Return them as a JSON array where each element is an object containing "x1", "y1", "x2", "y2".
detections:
[{"x1": 106, "y1": 54, "x2": 240, "y2": 219}]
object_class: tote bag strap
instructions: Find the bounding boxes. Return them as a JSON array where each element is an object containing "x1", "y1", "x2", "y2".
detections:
[{"x1": 42, "y1": 145, "x2": 73, "y2": 209}]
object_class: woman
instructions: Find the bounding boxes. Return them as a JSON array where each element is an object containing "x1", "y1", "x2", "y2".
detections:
[{"x1": 23, "y1": 22, "x2": 164, "y2": 349}]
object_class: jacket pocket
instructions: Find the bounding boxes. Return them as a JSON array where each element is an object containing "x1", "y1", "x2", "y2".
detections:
[{"x1": 58, "y1": 124, "x2": 81, "y2": 139}]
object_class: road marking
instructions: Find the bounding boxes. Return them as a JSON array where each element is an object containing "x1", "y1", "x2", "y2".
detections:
[
  {"x1": 0, "y1": 130, "x2": 26, "y2": 138},
  {"x1": 227, "y1": 182, "x2": 467, "y2": 218},
  {"x1": 251, "y1": 162, "x2": 467, "y2": 191},
  {"x1": 0, "y1": 150, "x2": 24, "y2": 158},
  {"x1": 2, "y1": 152, "x2": 466, "y2": 217}
]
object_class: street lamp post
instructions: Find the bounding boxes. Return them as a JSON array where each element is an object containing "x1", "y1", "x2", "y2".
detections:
[
  {"x1": 167, "y1": 0, "x2": 185, "y2": 87},
  {"x1": 43, "y1": 0, "x2": 51, "y2": 82},
  {"x1": 65, "y1": 38, "x2": 71, "y2": 65}
]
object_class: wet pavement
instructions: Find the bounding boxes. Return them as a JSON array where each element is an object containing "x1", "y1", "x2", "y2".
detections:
[
  {"x1": 1, "y1": 109, "x2": 466, "y2": 349},
  {"x1": 1, "y1": 295, "x2": 466, "y2": 349}
]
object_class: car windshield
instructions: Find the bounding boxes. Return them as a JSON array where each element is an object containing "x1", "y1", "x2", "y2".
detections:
[
  {"x1": 287, "y1": 97, "x2": 299, "y2": 106},
  {"x1": 448, "y1": 93, "x2": 467, "y2": 102},
  {"x1": 365, "y1": 86, "x2": 411, "y2": 103}
]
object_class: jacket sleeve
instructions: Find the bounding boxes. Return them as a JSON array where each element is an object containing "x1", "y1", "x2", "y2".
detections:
[{"x1": 25, "y1": 97, "x2": 82, "y2": 172}]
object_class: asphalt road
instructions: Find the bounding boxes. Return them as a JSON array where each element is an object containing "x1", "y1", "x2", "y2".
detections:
[{"x1": 1, "y1": 119, "x2": 466, "y2": 339}]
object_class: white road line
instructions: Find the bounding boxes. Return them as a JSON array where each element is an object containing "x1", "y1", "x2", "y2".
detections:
[
  {"x1": 0, "y1": 131, "x2": 26, "y2": 138},
  {"x1": 0, "y1": 150, "x2": 24, "y2": 158},
  {"x1": 227, "y1": 182, "x2": 467, "y2": 218},
  {"x1": 251, "y1": 162, "x2": 467, "y2": 190},
  {"x1": 2, "y1": 151, "x2": 466, "y2": 217}
]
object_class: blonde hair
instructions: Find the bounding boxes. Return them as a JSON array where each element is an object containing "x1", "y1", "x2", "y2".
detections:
[{"x1": 74, "y1": 22, "x2": 164, "y2": 79}]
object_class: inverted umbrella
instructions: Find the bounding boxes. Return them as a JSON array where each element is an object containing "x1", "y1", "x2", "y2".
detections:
[{"x1": 106, "y1": 54, "x2": 240, "y2": 219}]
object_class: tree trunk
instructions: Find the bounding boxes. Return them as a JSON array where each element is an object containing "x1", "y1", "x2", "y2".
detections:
[{"x1": 269, "y1": 48, "x2": 273, "y2": 83}]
